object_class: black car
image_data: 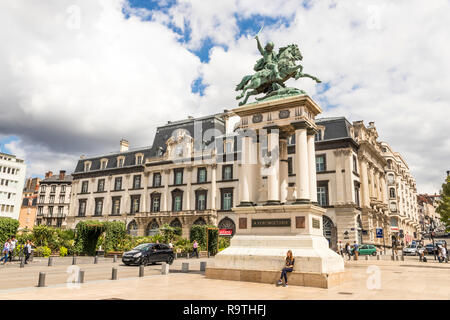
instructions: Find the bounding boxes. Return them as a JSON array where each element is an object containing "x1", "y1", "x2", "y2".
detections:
[
  {"x1": 122, "y1": 243, "x2": 174, "y2": 266},
  {"x1": 424, "y1": 244, "x2": 438, "y2": 255}
]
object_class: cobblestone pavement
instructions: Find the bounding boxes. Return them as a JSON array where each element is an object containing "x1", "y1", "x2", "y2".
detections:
[{"x1": 0, "y1": 255, "x2": 448, "y2": 299}]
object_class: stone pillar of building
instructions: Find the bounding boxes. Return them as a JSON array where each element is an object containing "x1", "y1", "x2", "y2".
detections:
[
  {"x1": 380, "y1": 174, "x2": 387, "y2": 204},
  {"x1": 307, "y1": 129, "x2": 318, "y2": 203},
  {"x1": 279, "y1": 136, "x2": 289, "y2": 204},
  {"x1": 239, "y1": 133, "x2": 257, "y2": 206},
  {"x1": 211, "y1": 164, "x2": 217, "y2": 210},
  {"x1": 343, "y1": 149, "x2": 353, "y2": 203},
  {"x1": 293, "y1": 123, "x2": 310, "y2": 203},
  {"x1": 369, "y1": 165, "x2": 375, "y2": 199},
  {"x1": 142, "y1": 172, "x2": 149, "y2": 213},
  {"x1": 163, "y1": 169, "x2": 170, "y2": 211},
  {"x1": 334, "y1": 149, "x2": 344, "y2": 205},
  {"x1": 265, "y1": 127, "x2": 280, "y2": 205},
  {"x1": 186, "y1": 166, "x2": 193, "y2": 211},
  {"x1": 359, "y1": 155, "x2": 370, "y2": 207}
]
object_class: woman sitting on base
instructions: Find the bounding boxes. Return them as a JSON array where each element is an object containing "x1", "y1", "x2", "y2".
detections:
[{"x1": 277, "y1": 250, "x2": 295, "y2": 287}]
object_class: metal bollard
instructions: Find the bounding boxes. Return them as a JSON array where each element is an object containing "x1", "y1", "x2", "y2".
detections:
[
  {"x1": 20, "y1": 257, "x2": 25, "y2": 268},
  {"x1": 175, "y1": 252, "x2": 178, "y2": 260},
  {"x1": 78, "y1": 270, "x2": 85, "y2": 283},
  {"x1": 365, "y1": 255, "x2": 369, "y2": 261},
  {"x1": 200, "y1": 261, "x2": 207, "y2": 271},
  {"x1": 139, "y1": 265, "x2": 145, "y2": 277},
  {"x1": 38, "y1": 272, "x2": 46, "y2": 287},
  {"x1": 395, "y1": 255, "x2": 399, "y2": 261},
  {"x1": 111, "y1": 267, "x2": 118, "y2": 280},
  {"x1": 182, "y1": 262, "x2": 189, "y2": 273},
  {"x1": 94, "y1": 256, "x2": 98, "y2": 264},
  {"x1": 161, "y1": 262, "x2": 169, "y2": 275},
  {"x1": 377, "y1": 253, "x2": 380, "y2": 261},
  {"x1": 113, "y1": 255, "x2": 117, "y2": 263},
  {"x1": 48, "y1": 257, "x2": 53, "y2": 266},
  {"x1": 401, "y1": 255, "x2": 404, "y2": 261},
  {"x1": 353, "y1": 254, "x2": 357, "y2": 261},
  {"x1": 391, "y1": 255, "x2": 395, "y2": 261},
  {"x1": 72, "y1": 256, "x2": 77, "y2": 265},
  {"x1": 186, "y1": 252, "x2": 190, "y2": 259}
]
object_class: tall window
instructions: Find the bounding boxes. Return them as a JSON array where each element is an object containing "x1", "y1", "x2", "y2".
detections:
[
  {"x1": 51, "y1": 185, "x2": 56, "y2": 193},
  {"x1": 153, "y1": 173, "x2": 161, "y2": 187},
  {"x1": 48, "y1": 206, "x2": 54, "y2": 216},
  {"x1": 173, "y1": 194, "x2": 182, "y2": 212},
  {"x1": 95, "y1": 198, "x2": 103, "y2": 216},
  {"x1": 316, "y1": 155, "x2": 326, "y2": 172},
  {"x1": 39, "y1": 195, "x2": 45, "y2": 204},
  {"x1": 174, "y1": 169, "x2": 183, "y2": 185},
  {"x1": 38, "y1": 206, "x2": 43, "y2": 215},
  {"x1": 354, "y1": 184, "x2": 360, "y2": 207},
  {"x1": 49, "y1": 195, "x2": 55, "y2": 203},
  {"x1": 353, "y1": 155, "x2": 358, "y2": 173},
  {"x1": 97, "y1": 179, "x2": 105, "y2": 192},
  {"x1": 41, "y1": 185, "x2": 46, "y2": 193},
  {"x1": 151, "y1": 194, "x2": 161, "y2": 212},
  {"x1": 111, "y1": 197, "x2": 121, "y2": 215},
  {"x1": 389, "y1": 188, "x2": 396, "y2": 199},
  {"x1": 196, "y1": 191, "x2": 207, "y2": 211},
  {"x1": 78, "y1": 200, "x2": 86, "y2": 216},
  {"x1": 61, "y1": 185, "x2": 66, "y2": 193},
  {"x1": 225, "y1": 141, "x2": 233, "y2": 153},
  {"x1": 317, "y1": 181, "x2": 328, "y2": 206},
  {"x1": 130, "y1": 196, "x2": 140, "y2": 214},
  {"x1": 101, "y1": 160, "x2": 108, "y2": 170},
  {"x1": 81, "y1": 181, "x2": 89, "y2": 193},
  {"x1": 315, "y1": 130, "x2": 322, "y2": 141},
  {"x1": 114, "y1": 177, "x2": 122, "y2": 191},
  {"x1": 221, "y1": 189, "x2": 233, "y2": 211},
  {"x1": 223, "y1": 165, "x2": 233, "y2": 180},
  {"x1": 58, "y1": 206, "x2": 64, "y2": 215},
  {"x1": 136, "y1": 155, "x2": 143, "y2": 165},
  {"x1": 133, "y1": 175, "x2": 141, "y2": 189},
  {"x1": 197, "y1": 167, "x2": 207, "y2": 183},
  {"x1": 287, "y1": 158, "x2": 293, "y2": 175}
]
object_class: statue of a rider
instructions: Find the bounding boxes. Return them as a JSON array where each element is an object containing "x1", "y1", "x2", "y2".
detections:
[{"x1": 254, "y1": 35, "x2": 283, "y2": 82}]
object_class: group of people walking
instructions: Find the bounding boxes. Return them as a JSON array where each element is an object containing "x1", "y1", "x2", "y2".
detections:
[
  {"x1": 0, "y1": 238, "x2": 34, "y2": 265},
  {"x1": 336, "y1": 241, "x2": 360, "y2": 260}
]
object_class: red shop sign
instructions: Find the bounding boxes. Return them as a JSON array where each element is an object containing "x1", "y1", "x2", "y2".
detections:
[{"x1": 219, "y1": 229, "x2": 233, "y2": 235}]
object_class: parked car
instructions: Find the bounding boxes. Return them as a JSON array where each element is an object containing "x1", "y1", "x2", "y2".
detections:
[
  {"x1": 403, "y1": 244, "x2": 424, "y2": 256},
  {"x1": 122, "y1": 243, "x2": 174, "y2": 266},
  {"x1": 424, "y1": 244, "x2": 438, "y2": 255},
  {"x1": 355, "y1": 244, "x2": 377, "y2": 256}
]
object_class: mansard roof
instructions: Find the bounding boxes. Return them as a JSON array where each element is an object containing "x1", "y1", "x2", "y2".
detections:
[{"x1": 316, "y1": 117, "x2": 353, "y2": 140}]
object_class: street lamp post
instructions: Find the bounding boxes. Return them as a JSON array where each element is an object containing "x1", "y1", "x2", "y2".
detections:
[{"x1": 431, "y1": 219, "x2": 437, "y2": 261}]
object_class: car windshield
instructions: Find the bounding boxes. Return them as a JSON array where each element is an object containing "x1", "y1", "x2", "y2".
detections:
[
  {"x1": 133, "y1": 244, "x2": 152, "y2": 251},
  {"x1": 408, "y1": 245, "x2": 416, "y2": 248}
]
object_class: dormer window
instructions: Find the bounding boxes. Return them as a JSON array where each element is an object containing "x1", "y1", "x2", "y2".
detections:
[
  {"x1": 117, "y1": 156, "x2": 125, "y2": 167},
  {"x1": 84, "y1": 161, "x2": 91, "y2": 172},
  {"x1": 136, "y1": 154, "x2": 143, "y2": 165},
  {"x1": 100, "y1": 159, "x2": 108, "y2": 170},
  {"x1": 314, "y1": 130, "x2": 322, "y2": 141},
  {"x1": 224, "y1": 140, "x2": 233, "y2": 153}
]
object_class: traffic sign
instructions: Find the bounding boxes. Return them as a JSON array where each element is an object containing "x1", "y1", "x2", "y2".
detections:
[{"x1": 376, "y1": 228, "x2": 383, "y2": 238}]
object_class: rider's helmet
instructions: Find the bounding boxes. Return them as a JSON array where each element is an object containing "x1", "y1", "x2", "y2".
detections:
[{"x1": 265, "y1": 41, "x2": 274, "y2": 51}]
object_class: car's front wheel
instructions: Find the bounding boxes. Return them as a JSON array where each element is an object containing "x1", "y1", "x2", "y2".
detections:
[
  {"x1": 167, "y1": 255, "x2": 174, "y2": 265},
  {"x1": 140, "y1": 257, "x2": 148, "y2": 266},
  {"x1": 372, "y1": 252, "x2": 377, "y2": 256}
]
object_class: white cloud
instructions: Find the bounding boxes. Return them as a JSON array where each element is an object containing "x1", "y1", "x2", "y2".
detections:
[{"x1": 1, "y1": 0, "x2": 449, "y2": 194}]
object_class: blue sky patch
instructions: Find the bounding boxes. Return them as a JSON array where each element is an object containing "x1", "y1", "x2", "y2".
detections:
[
  {"x1": 191, "y1": 77, "x2": 208, "y2": 96},
  {"x1": 0, "y1": 136, "x2": 18, "y2": 154}
]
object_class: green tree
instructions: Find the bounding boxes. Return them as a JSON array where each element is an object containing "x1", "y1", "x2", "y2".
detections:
[
  {"x1": 436, "y1": 174, "x2": 450, "y2": 231},
  {"x1": 0, "y1": 217, "x2": 19, "y2": 244}
]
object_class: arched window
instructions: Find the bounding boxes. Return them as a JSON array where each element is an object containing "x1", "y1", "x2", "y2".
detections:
[
  {"x1": 193, "y1": 217, "x2": 206, "y2": 226},
  {"x1": 218, "y1": 217, "x2": 236, "y2": 236},
  {"x1": 389, "y1": 188, "x2": 396, "y2": 199},
  {"x1": 146, "y1": 219, "x2": 159, "y2": 236},
  {"x1": 322, "y1": 216, "x2": 333, "y2": 245},
  {"x1": 127, "y1": 220, "x2": 138, "y2": 236},
  {"x1": 169, "y1": 218, "x2": 182, "y2": 229}
]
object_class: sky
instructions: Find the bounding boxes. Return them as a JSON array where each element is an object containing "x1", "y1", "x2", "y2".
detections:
[{"x1": 1, "y1": 0, "x2": 449, "y2": 194}]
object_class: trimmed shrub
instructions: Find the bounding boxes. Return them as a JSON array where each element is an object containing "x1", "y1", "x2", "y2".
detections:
[
  {"x1": 75, "y1": 221, "x2": 106, "y2": 256},
  {"x1": 35, "y1": 246, "x2": 51, "y2": 257},
  {"x1": 190, "y1": 225, "x2": 219, "y2": 255},
  {"x1": 59, "y1": 246, "x2": 68, "y2": 257},
  {"x1": 104, "y1": 221, "x2": 126, "y2": 252}
]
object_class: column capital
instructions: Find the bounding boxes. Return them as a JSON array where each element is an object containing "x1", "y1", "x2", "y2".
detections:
[
  {"x1": 291, "y1": 120, "x2": 310, "y2": 130},
  {"x1": 307, "y1": 128, "x2": 318, "y2": 136},
  {"x1": 262, "y1": 125, "x2": 280, "y2": 134}
]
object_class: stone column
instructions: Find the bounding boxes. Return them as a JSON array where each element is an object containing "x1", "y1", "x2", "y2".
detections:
[
  {"x1": 334, "y1": 149, "x2": 344, "y2": 205},
  {"x1": 293, "y1": 122, "x2": 310, "y2": 203},
  {"x1": 265, "y1": 127, "x2": 280, "y2": 205},
  {"x1": 211, "y1": 164, "x2": 217, "y2": 210},
  {"x1": 142, "y1": 173, "x2": 149, "y2": 213},
  {"x1": 380, "y1": 173, "x2": 387, "y2": 204},
  {"x1": 163, "y1": 169, "x2": 170, "y2": 211},
  {"x1": 369, "y1": 165, "x2": 375, "y2": 199},
  {"x1": 307, "y1": 129, "x2": 318, "y2": 203},
  {"x1": 186, "y1": 167, "x2": 193, "y2": 211},
  {"x1": 359, "y1": 155, "x2": 370, "y2": 207},
  {"x1": 239, "y1": 134, "x2": 256, "y2": 206},
  {"x1": 279, "y1": 136, "x2": 289, "y2": 204}
]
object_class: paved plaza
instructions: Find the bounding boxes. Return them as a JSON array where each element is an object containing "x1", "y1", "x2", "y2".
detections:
[{"x1": 0, "y1": 255, "x2": 448, "y2": 299}]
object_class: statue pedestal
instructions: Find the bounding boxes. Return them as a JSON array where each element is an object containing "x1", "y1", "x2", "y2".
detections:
[{"x1": 206, "y1": 204, "x2": 347, "y2": 288}]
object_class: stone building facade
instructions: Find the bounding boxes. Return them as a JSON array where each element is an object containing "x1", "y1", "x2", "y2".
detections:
[
  {"x1": 36, "y1": 170, "x2": 72, "y2": 228},
  {"x1": 18, "y1": 178, "x2": 40, "y2": 230}
]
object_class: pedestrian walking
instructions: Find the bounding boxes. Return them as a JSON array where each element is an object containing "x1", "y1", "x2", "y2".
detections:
[
  {"x1": 168, "y1": 241, "x2": 173, "y2": 249},
  {"x1": 0, "y1": 239, "x2": 11, "y2": 264},
  {"x1": 338, "y1": 241, "x2": 343, "y2": 256},
  {"x1": 353, "y1": 241, "x2": 359, "y2": 260},
  {"x1": 9, "y1": 236, "x2": 17, "y2": 262},
  {"x1": 345, "y1": 242, "x2": 351, "y2": 260},
  {"x1": 24, "y1": 240, "x2": 33, "y2": 264},
  {"x1": 191, "y1": 240, "x2": 199, "y2": 258},
  {"x1": 277, "y1": 250, "x2": 295, "y2": 287}
]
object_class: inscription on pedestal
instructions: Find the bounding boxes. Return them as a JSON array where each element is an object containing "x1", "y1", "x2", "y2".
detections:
[
  {"x1": 296, "y1": 216, "x2": 305, "y2": 228},
  {"x1": 312, "y1": 218, "x2": 320, "y2": 229},
  {"x1": 239, "y1": 218, "x2": 247, "y2": 229},
  {"x1": 251, "y1": 219, "x2": 291, "y2": 228}
]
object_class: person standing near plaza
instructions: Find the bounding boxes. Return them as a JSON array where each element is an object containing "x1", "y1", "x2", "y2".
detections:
[
  {"x1": 24, "y1": 240, "x2": 34, "y2": 264},
  {"x1": 345, "y1": 242, "x2": 352, "y2": 260},
  {"x1": 0, "y1": 239, "x2": 11, "y2": 264},
  {"x1": 168, "y1": 241, "x2": 173, "y2": 249},
  {"x1": 9, "y1": 236, "x2": 17, "y2": 262},
  {"x1": 353, "y1": 241, "x2": 359, "y2": 260},
  {"x1": 277, "y1": 250, "x2": 295, "y2": 287},
  {"x1": 337, "y1": 241, "x2": 343, "y2": 256},
  {"x1": 192, "y1": 240, "x2": 199, "y2": 258}
]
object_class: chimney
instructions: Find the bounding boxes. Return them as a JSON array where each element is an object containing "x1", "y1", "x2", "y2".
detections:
[
  {"x1": 80, "y1": 155, "x2": 86, "y2": 159},
  {"x1": 120, "y1": 139, "x2": 129, "y2": 152},
  {"x1": 59, "y1": 170, "x2": 66, "y2": 180},
  {"x1": 368, "y1": 121, "x2": 375, "y2": 128},
  {"x1": 45, "y1": 171, "x2": 53, "y2": 179}
]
